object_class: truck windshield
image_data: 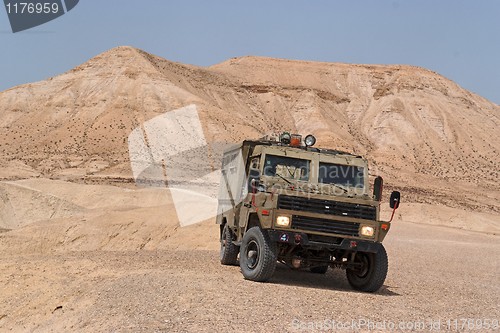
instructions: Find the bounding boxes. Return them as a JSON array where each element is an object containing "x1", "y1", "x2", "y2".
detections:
[
  {"x1": 263, "y1": 155, "x2": 310, "y2": 181},
  {"x1": 318, "y1": 162, "x2": 364, "y2": 188}
]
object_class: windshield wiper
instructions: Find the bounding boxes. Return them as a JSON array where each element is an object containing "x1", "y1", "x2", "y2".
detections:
[
  {"x1": 329, "y1": 183, "x2": 348, "y2": 193},
  {"x1": 275, "y1": 173, "x2": 292, "y2": 185}
]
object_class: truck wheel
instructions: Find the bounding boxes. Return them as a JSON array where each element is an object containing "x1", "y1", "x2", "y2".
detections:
[
  {"x1": 220, "y1": 225, "x2": 239, "y2": 266},
  {"x1": 310, "y1": 265, "x2": 329, "y2": 274},
  {"x1": 239, "y1": 227, "x2": 277, "y2": 282},
  {"x1": 346, "y1": 244, "x2": 388, "y2": 292}
]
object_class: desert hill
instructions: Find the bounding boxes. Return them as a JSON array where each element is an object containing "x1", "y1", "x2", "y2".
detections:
[{"x1": 0, "y1": 46, "x2": 498, "y2": 214}]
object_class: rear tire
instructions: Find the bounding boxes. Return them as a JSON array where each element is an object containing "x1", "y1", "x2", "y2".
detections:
[
  {"x1": 220, "y1": 225, "x2": 239, "y2": 265},
  {"x1": 346, "y1": 244, "x2": 388, "y2": 292},
  {"x1": 239, "y1": 227, "x2": 277, "y2": 282}
]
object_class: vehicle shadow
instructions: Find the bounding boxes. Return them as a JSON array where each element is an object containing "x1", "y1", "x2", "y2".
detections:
[{"x1": 269, "y1": 264, "x2": 401, "y2": 296}]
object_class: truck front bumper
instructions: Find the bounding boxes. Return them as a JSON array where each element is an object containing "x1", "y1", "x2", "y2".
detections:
[{"x1": 268, "y1": 229, "x2": 380, "y2": 253}]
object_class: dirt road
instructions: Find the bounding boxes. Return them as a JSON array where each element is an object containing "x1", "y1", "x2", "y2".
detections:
[{"x1": 0, "y1": 220, "x2": 498, "y2": 332}]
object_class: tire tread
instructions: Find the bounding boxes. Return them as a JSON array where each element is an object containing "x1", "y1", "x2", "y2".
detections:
[
  {"x1": 240, "y1": 227, "x2": 277, "y2": 282},
  {"x1": 220, "y1": 225, "x2": 239, "y2": 266},
  {"x1": 346, "y1": 244, "x2": 388, "y2": 292}
]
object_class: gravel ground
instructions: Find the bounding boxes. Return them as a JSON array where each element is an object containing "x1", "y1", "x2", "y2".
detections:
[{"x1": 0, "y1": 221, "x2": 499, "y2": 332}]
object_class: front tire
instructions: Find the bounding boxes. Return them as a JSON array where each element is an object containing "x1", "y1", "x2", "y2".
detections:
[
  {"x1": 220, "y1": 225, "x2": 239, "y2": 265},
  {"x1": 346, "y1": 244, "x2": 388, "y2": 292},
  {"x1": 239, "y1": 227, "x2": 277, "y2": 282}
]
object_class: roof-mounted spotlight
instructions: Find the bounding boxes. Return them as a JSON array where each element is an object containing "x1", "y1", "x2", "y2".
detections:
[
  {"x1": 280, "y1": 132, "x2": 291, "y2": 144},
  {"x1": 304, "y1": 134, "x2": 316, "y2": 147}
]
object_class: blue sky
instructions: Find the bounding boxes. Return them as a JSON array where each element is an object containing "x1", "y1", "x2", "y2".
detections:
[{"x1": 1, "y1": 0, "x2": 499, "y2": 104}]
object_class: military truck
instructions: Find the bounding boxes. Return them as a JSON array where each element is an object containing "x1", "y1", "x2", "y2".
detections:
[{"x1": 216, "y1": 133, "x2": 400, "y2": 292}]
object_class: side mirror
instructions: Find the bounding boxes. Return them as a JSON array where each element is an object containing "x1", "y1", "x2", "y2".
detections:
[
  {"x1": 390, "y1": 191, "x2": 401, "y2": 209},
  {"x1": 248, "y1": 168, "x2": 260, "y2": 183},
  {"x1": 249, "y1": 178, "x2": 258, "y2": 192},
  {"x1": 249, "y1": 176, "x2": 266, "y2": 192},
  {"x1": 373, "y1": 176, "x2": 383, "y2": 201}
]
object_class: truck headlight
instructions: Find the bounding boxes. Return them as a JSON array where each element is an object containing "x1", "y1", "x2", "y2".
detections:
[
  {"x1": 360, "y1": 225, "x2": 375, "y2": 237},
  {"x1": 276, "y1": 216, "x2": 291, "y2": 227}
]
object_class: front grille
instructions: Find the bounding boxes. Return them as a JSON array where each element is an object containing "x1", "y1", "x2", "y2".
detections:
[
  {"x1": 278, "y1": 195, "x2": 376, "y2": 220},
  {"x1": 292, "y1": 215, "x2": 360, "y2": 236}
]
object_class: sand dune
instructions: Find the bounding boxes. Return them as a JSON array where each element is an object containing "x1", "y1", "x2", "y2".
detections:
[{"x1": 0, "y1": 179, "x2": 220, "y2": 254}]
